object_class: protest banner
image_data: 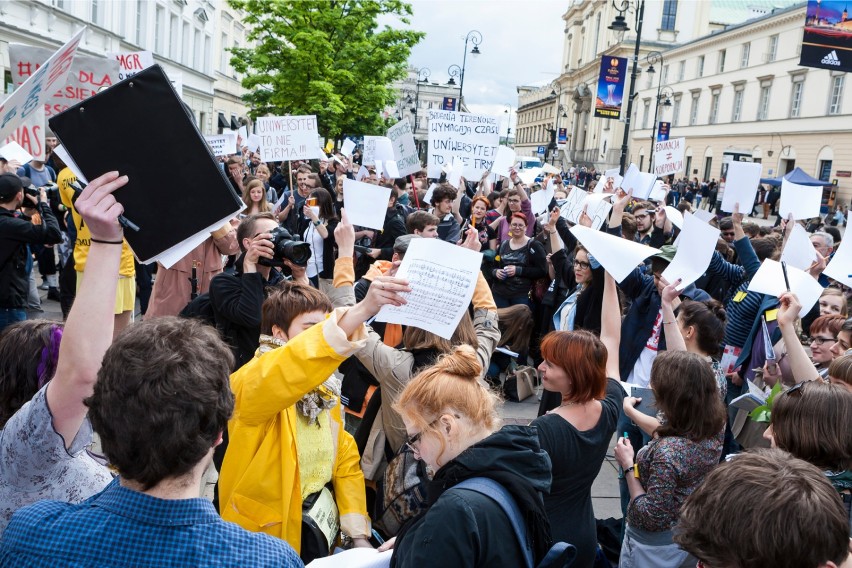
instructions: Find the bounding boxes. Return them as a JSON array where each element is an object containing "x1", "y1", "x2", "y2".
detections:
[
  {"x1": 10, "y1": 40, "x2": 119, "y2": 118},
  {"x1": 362, "y1": 136, "x2": 394, "y2": 166},
  {"x1": 427, "y1": 109, "x2": 499, "y2": 178},
  {"x1": 653, "y1": 137, "x2": 685, "y2": 177},
  {"x1": 256, "y1": 115, "x2": 323, "y2": 162},
  {"x1": 387, "y1": 120, "x2": 420, "y2": 177},
  {"x1": 108, "y1": 50, "x2": 155, "y2": 80},
  {"x1": 0, "y1": 29, "x2": 85, "y2": 142},
  {"x1": 594, "y1": 56, "x2": 628, "y2": 120},
  {"x1": 205, "y1": 135, "x2": 232, "y2": 157},
  {"x1": 3, "y1": 104, "x2": 45, "y2": 161}
]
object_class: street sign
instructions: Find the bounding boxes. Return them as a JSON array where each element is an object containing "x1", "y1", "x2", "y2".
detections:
[{"x1": 537, "y1": 145, "x2": 546, "y2": 155}]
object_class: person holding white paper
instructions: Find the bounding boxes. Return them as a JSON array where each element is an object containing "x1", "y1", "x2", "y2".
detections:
[
  {"x1": 492, "y1": 213, "x2": 548, "y2": 309},
  {"x1": 354, "y1": 190, "x2": 407, "y2": 280},
  {"x1": 330, "y1": 226, "x2": 500, "y2": 484},
  {"x1": 490, "y1": 185, "x2": 533, "y2": 243}
]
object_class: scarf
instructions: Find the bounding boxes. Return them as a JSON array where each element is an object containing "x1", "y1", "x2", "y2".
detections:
[
  {"x1": 825, "y1": 469, "x2": 852, "y2": 492},
  {"x1": 256, "y1": 334, "x2": 340, "y2": 425}
]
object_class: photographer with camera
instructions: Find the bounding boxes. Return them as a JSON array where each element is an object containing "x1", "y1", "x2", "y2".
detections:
[
  {"x1": 0, "y1": 173, "x2": 62, "y2": 331},
  {"x1": 209, "y1": 212, "x2": 312, "y2": 370}
]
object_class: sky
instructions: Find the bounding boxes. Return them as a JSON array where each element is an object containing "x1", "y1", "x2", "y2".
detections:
[{"x1": 384, "y1": 0, "x2": 568, "y2": 132}]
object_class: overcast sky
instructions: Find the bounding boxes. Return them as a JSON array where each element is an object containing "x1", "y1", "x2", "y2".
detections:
[{"x1": 386, "y1": 0, "x2": 567, "y2": 132}]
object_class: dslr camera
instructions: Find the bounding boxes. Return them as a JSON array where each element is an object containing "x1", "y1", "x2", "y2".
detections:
[{"x1": 259, "y1": 227, "x2": 312, "y2": 267}]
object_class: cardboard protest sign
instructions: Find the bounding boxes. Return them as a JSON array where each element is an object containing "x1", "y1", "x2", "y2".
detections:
[
  {"x1": 653, "y1": 137, "x2": 685, "y2": 177},
  {"x1": 256, "y1": 116, "x2": 323, "y2": 162},
  {"x1": 10, "y1": 40, "x2": 119, "y2": 118},
  {"x1": 427, "y1": 109, "x2": 499, "y2": 179},
  {"x1": 0, "y1": 29, "x2": 85, "y2": 142},
  {"x1": 363, "y1": 136, "x2": 394, "y2": 166},
  {"x1": 387, "y1": 120, "x2": 420, "y2": 177},
  {"x1": 108, "y1": 51, "x2": 155, "y2": 81},
  {"x1": 205, "y1": 135, "x2": 232, "y2": 157},
  {"x1": 3, "y1": 104, "x2": 45, "y2": 161}
]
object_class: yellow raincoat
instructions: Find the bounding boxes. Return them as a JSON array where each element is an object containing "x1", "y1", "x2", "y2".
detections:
[{"x1": 219, "y1": 307, "x2": 371, "y2": 553}]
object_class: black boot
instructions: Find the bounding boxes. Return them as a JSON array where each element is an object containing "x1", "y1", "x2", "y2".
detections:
[{"x1": 47, "y1": 287, "x2": 61, "y2": 301}]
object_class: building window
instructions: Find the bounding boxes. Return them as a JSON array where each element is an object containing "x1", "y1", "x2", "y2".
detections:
[
  {"x1": 790, "y1": 80, "x2": 803, "y2": 117},
  {"x1": 768, "y1": 35, "x2": 778, "y2": 62},
  {"x1": 704, "y1": 157, "x2": 713, "y2": 181},
  {"x1": 661, "y1": 0, "x2": 678, "y2": 31},
  {"x1": 819, "y1": 160, "x2": 833, "y2": 182},
  {"x1": 757, "y1": 85, "x2": 771, "y2": 120},
  {"x1": 672, "y1": 97, "x2": 681, "y2": 127},
  {"x1": 182, "y1": 21, "x2": 190, "y2": 66},
  {"x1": 593, "y1": 12, "x2": 601, "y2": 55},
  {"x1": 661, "y1": 64, "x2": 669, "y2": 85},
  {"x1": 718, "y1": 50, "x2": 726, "y2": 73},
  {"x1": 741, "y1": 42, "x2": 750, "y2": 68},
  {"x1": 732, "y1": 89, "x2": 744, "y2": 122},
  {"x1": 828, "y1": 75, "x2": 844, "y2": 115},
  {"x1": 220, "y1": 32, "x2": 229, "y2": 73},
  {"x1": 685, "y1": 156, "x2": 692, "y2": 176},
  {"x1": 136, "y1": 0, "x2": 145, "y2": 45},
  {"x1": 205, "y1": 34, "x2": 212, "y2": 74},
  {"x1": 678, "y1": 61, "x2": 685, "y2": 81},
  {"x1": 642, "y1": 100, "x2": 651, "y2": 129},
  {"x1": 709, "y1": 91, "x2": 720, "y2": 124},
  {"x1": 689, "y1": 93, "x2": 700, "y2": 125},
  {"x1": 697, "y1": 55, "x2": 705, "y2": 78},
  {"x1": 155, "y1": 6, "x2": 164, "y2": 53}
]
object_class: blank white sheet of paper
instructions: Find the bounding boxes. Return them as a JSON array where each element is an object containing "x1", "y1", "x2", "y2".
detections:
[
  {"x1": 342, "y1": 179, "x2": 392, "y2": 231},
  {"x1": 570, "y1": 225, "x2": 659, "y2": 283},
  {"x1": 747, "y1": 259, "x2": 823, "y2": 317},
  {"x1": 780, "y1": 223, "x2": 818, "y2": 271},
  {"x1": 779, "y1": 178, "x2": 822, "y2": 220},
  {"x1": 721, "y1": 162, "x2": 762, "y2": 213},
  {"x1": 661, "y1": 212, "x2": 720, "y2": 290}
]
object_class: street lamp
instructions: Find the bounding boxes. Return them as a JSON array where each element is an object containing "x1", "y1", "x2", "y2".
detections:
[
  {"x1": 609, "y1": 0, "x2": 645, "y2": 176},
  {"x1": 645, "y1": 51, "x2": 673, "y2": 172},
  {"x1": 445, "y1": 30, "x2": 483, "y2": 105},
  {"x1": 504, "y1": 104, "x2": 513, "y2": 143}
]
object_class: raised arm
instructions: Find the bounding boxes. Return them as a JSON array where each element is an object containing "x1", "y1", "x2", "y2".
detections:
[
  {"x1": 608, "y1": 188, "x2": 633, "y2": 230},
  {"x1": 601, "y1": 270, "x2": 621, "y2": 380},
  {"x1": 46, "y1": 172, "x2": 127, "y2": 448},
  {"x1": 776, "y1": 292, "x2": 820, "y2": 383},
  {"x1": 660, "y1": 279, "x2": 686, "y2": 352}
]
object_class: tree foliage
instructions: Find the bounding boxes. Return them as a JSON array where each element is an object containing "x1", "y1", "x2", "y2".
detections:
[{"x1": 229, "y1": 0, "x2": 424, "y2": 140}]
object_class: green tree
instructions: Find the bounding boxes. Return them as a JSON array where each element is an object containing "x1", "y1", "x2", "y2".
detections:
[{"x1": 229, "y1": 0, "x2": 424, "y2": 141}]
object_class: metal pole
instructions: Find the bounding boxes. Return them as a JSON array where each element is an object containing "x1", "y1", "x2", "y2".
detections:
[
  {"x1": 618, "y1": 0, "x2": 644, "y2": 176},
  {"x1": 648, "y1": 87, "x2": 661, "y2": 172},
  {"x1": 460, "y1": 36, "x2": 469, "y2": 102}
]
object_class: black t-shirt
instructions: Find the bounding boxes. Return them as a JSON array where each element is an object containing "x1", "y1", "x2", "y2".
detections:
[{"x1": 532, "y1": 378, "x2": 624, "y2": 568}]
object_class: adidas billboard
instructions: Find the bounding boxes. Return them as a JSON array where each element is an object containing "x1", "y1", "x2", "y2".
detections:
[{"x1": 821, "y1": 50, "x2": 842, "y2": 67}]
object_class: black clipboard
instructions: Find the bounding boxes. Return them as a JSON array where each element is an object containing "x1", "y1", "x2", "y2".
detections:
[
  {"x1": 630, "y1": 387, "x2": 659, "y2": 417},
  {"x1": 48, "y1": 64, "x2": 243, "y2": 263}
]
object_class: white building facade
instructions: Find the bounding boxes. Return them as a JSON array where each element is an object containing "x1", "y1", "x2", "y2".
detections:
[
  {"x1": 0, "y1": 0, "x2": 251, "y2": 136},
  {"x1": 628, "y1": 3, "x2": 852, "y2": 204}
]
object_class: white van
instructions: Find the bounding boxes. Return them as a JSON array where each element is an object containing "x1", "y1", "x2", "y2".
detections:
[{"x1": 517, "y1": 157, "x2": 543, "y2": 170}]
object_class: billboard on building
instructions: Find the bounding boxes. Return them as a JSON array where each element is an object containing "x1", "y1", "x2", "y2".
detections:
[
  {"x1": 593, "y1": 56, "x2": 628, "y2": 120},
  {"x1": 800, "y1": 0, "x2": 852, "y2": 72}
]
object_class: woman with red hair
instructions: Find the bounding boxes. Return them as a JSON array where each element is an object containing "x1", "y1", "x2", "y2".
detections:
[{"x1": 530, "y1": 267, "x2": 624, "y2": 567}]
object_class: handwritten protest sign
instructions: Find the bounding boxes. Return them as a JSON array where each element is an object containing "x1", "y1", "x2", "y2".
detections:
[
  {"x1": 10, "y1": 40, "x2": 118, "y2": 119},
  {"x1": 363, "y1": 136, "x2": 394, "y2": 166},
  {"x1": 108, "y1": 51, "x2": 155, "y2": 81},
  {"x1": 387, "y1": 120, "x2": 420, "y2": 177},
  {"x1": 3, "y1": 104, "x2": 45, "y2": 161},
  {"x1": 256, "y1": 116, "x2": 322, "y2": 162},
  {"x1": 205, "y1": 135, "x2": 232, "y2": 157},
  {"x1": 0, "y1": 30, "x2": 84, "y2": 142},
  {"x1": 653, "y1": 137, "x2": 685, "y2": 177},
  {"x1": 427, "y1": 110, "x2": 499, "y2": 179}
]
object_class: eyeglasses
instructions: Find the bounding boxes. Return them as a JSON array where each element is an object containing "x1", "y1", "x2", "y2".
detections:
[
  {"x1": 507, "y1": 199, "x2": 521, "y2": 204},
  {"x1": 405, "y1": 418, "x2": 441, "y2": 452},
  {"x1": 573, "y1": 260, "x2": 591, "y2": 269},
  {"x1": 810, "y1": 336, "x2": 836, "y2": 346},
  {"x1": 509, "y1": 224, "x2": 526, "y2": 229},
  {"x1": 634, "y1": 213, "x2": 651, "y2": 220}
]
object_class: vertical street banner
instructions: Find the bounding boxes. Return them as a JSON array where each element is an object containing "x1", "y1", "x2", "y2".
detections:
[
  {"x1": 427, "y1": 109, "x2": 499, "y2": 178},
  {"x1": 557, "y1": 127, "x2": 568, "y2": 144},
  {"x1": 442, "y1": 97, "x2": 458, "y2": 111},
  {"x1": 800, "y1": 0, "x2": 852, "y2": 72},
  {"x1": 593, "y1": 56, "x2": 627, "y2": 120},
  {"x1": 0, "y1": 28, "x2": 85, "y2": 142},
  {"x1": 9, "y1": 42, "x2": 119, "y2": 118},
  {"x1": 387, "y1": 119, "x2": 421, "y2": 177},
  {"x1": 657, "y1": 122, "x2": 670, "y2": 141}
]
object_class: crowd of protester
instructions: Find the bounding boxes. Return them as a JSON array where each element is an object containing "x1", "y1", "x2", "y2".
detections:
[{"x1": 0, "y1": 136, "x2": 850, "y2": 568}]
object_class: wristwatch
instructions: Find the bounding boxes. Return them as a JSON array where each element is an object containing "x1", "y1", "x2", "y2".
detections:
[{"x1": 313, "y1": 219, "x2": 322, "y2": 226}]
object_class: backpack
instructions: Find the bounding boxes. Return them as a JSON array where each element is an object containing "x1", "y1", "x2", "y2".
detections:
[
  {"x1": 452, "y1": 477, "x2": 577, "y2": 568},
  {"x1": 179, "y1": 292, "x2": 217, "y2": 327},
  {"x1": 373, "y1": 442, "x2": 430, "y2": 538}
]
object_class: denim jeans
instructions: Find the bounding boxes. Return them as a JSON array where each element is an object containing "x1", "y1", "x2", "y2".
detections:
[
  {"x1": 0, "y1": 308, "x2": 26, "y2": 333},
  {"x1": 493, "y1": 294, "x2": 531, "y2": 309}
]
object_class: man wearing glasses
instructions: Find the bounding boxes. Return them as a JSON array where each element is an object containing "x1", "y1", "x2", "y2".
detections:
[{"x1": 631, "y1": 201, "x2": 656, "y2": 246}]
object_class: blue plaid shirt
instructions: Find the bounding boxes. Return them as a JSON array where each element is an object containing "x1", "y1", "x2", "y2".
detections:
[{"x1": 0, "y1": 478, "x2": 302, "y2": 567}]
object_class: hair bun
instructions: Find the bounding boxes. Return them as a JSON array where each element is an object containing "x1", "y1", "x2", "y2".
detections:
[
  {"x1": 433, "y1": 345, "x2": 482, "y2": 381},
  {"x1": 704, "y1": 299, "x2": 727, "y2": 324}
]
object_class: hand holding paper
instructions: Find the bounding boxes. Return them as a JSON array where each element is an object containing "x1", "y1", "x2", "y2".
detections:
[
  {"x1": 779, "y1": 178, "x2": 822, "y2": 220},
  {"x1": 570, "y1": 225, "x2": 659, "y2": 282},
  {"x1": 747, "y1": 259, "x2": 823, "y2": 317},
  {"x1": 720, "y1": 162, "x2": 762, "y2": 213},
  {"x1": 661, "y1": 212, "x2": 720, "y2": 290},
  {"x1": 341, "y1": 179, "x2": 392, "y2": 230}
]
